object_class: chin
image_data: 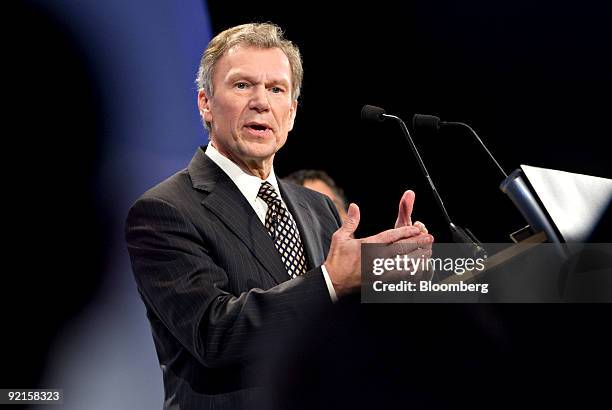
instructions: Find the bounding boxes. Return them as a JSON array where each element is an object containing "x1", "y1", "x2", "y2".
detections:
[{"x1": 241, "y1": 141, "x2": 278, "y2": 155}]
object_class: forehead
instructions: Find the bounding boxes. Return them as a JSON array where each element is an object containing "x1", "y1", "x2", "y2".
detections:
[
  {"x1": 214, "y1": 45, "x2": 292, "y2": 83},
  {"x1": 303, "y1": 179, "x2": 336, "y2": 199}
]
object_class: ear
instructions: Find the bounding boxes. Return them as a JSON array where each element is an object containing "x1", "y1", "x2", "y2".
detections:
[
  {"x1": 288, "y1": 99, "x2": 298, "y2": 131},
  {"x1": 198, "y1": 89, "x2": 213, "y2": 123}
]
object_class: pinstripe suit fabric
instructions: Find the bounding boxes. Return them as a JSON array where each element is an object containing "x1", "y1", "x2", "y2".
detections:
[{"x1": 125, "y1": 146, "x2": 341, "y2": 409}]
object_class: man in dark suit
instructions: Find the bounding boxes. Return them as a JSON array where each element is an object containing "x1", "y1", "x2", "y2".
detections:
[{"x1": 126, "y1": 23, "x2": 432, "y2": 409}]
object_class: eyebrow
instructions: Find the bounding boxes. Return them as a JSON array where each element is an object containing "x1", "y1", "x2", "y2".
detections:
[{"x1": 226, "y1": 71, "x2": 290, "y2": 88}]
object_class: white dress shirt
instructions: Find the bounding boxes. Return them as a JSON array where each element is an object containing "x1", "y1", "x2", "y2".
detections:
[{"x1": 205, "y1": 143, "x2": 338, "y2": 302}]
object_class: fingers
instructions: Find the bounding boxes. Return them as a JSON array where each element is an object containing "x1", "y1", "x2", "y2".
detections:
[
  {"x1": 377, "y1": 247, "x2": 433, "y2": 283},
  {"x1": 364, "y1": 225, "x2": 421, "y2": 244},
  {"x1": 394, "y1": 190, "x2": 415, "y2": 228},
  {"x1": 394, "y1": 233, "x2": 434, "y2": 249},
  {"x1": 413, "y1": 221, "x2": 428, "y2": 234},
  {"x1": 337, "y1": 203, "x2": 360, "y2": 239}
]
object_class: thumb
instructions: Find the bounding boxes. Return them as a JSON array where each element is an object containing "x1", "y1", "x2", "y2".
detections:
[
  {"x1": 394, "y1": 190, "x2": 415, "y2": 228},
  {"x1": 339, "y1": 203, "x2": 360, "y2": 238}
]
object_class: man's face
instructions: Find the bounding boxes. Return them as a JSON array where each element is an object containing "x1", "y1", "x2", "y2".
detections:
[{"x1": 198, "y1": 46, "x2": 297, "y2": 170}]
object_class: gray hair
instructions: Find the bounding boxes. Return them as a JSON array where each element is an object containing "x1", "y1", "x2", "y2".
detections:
[{"x1": 196, "y1": 22, "x2": 303, "y2": 103}]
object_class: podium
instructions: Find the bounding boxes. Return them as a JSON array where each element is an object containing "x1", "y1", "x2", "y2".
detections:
[
  {"x1": 440, "y1": 165, "x2": 612, "y2": 302},
  {"x1": 500, "y1": 164, "x2": 612, "y2": 244}
]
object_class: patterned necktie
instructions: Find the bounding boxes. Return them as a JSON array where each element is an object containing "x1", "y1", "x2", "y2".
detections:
[{"x1": 257, "y1": 181, "x2": 307, "y2": 278}]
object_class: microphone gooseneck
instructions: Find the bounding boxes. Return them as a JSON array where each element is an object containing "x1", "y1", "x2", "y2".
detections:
[
  {"x1": 448, "y1": 121, "x2": 508, "y2": 178},
  {"x1": 413, "y1": 114, "x2": 508, "y2": 178}
]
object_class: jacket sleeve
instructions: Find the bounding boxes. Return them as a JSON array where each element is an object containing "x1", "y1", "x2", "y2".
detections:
[{"x1": 125, "y1": 195, "x2": 332, "y2": 369}]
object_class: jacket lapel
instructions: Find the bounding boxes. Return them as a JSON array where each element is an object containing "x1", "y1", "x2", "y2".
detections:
[{"x1": 188, "y1": 147, "x2": 290, "y2": 285}]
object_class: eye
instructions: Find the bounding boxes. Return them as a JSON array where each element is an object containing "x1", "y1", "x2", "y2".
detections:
[
  {"x1": 270, "y1": 86, "x2": 284, "y2": 94},
  {"x1": 235, "y1": 82, "x2": 249, "y2": 90}
]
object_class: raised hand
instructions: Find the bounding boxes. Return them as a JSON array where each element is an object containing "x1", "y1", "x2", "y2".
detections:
[{"x1": 324, "y1": 203, "x2": 428, "y2": 297}]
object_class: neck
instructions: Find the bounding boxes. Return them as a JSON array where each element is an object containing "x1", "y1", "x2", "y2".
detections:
[
  {"x1": 241, "y1": 158, "x2": 272, "y2": 179},
  {"x1": 212, "y1": 141, "x2": 273, "y2": 179}
]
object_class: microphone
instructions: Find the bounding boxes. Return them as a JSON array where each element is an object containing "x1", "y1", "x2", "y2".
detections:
[
  {"x1": 412, "y1": 114, "x2": 441, "y2": 131},
  {"x1": 413, "y1": 114, "x2": 508, "y2": 178},
  {"x1": 362, "y1": 105, "x2": 487, "y2": 259},
  {"x1": 361, "y1": 105, "x2": 386, "y2": 122}
]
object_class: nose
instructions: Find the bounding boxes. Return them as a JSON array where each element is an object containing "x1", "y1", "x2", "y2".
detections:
[{"x1": 249, "y1": 85, "x2": 270, "y2": 112}]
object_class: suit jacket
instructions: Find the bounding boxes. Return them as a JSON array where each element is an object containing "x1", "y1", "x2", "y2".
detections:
[{"x1": 125, "y1": 146, "x2": 342, "y2": 409}]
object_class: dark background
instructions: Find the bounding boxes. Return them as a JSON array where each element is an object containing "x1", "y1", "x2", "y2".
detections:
[
  {"x1": 4, "y1": 1, "x2": 109, "y2": 393},
  {"x1": 4, "y1": 0, "x2": 611, "y2": 406}
]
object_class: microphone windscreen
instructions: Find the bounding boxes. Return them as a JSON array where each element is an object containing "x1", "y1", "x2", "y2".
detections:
[
  {"x1": 413, "y1": 114, "x2": 441, "y2": 131},
  {"x1": 361, "y1": 105, "x2": 386, "y2": 122}
]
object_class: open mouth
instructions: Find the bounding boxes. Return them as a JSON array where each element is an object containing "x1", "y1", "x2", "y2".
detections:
[
  {"x1": 244, "y1": 122, "x2": 272, "y2": 135},
  {"x1": 248, "y1": 124, "x2": 268, "y2": 131}
]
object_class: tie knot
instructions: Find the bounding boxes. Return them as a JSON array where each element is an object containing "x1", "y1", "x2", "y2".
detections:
[{"x1": 258, "y1": 181, "x2": 281, "y2": 206}]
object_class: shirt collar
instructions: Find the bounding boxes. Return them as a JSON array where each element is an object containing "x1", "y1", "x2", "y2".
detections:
[{"x1": 204, "y1": 142, "x2": 281, "y2": 204}]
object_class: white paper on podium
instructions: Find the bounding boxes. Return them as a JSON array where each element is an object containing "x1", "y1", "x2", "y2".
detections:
[{"x1": 521, "y1": 165, "x2": 612, "y2": 242}]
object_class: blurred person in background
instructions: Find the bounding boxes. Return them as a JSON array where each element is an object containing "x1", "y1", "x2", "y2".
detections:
[{"x1": 285, "y1": 169, "x2": 348, "y2": 221}]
